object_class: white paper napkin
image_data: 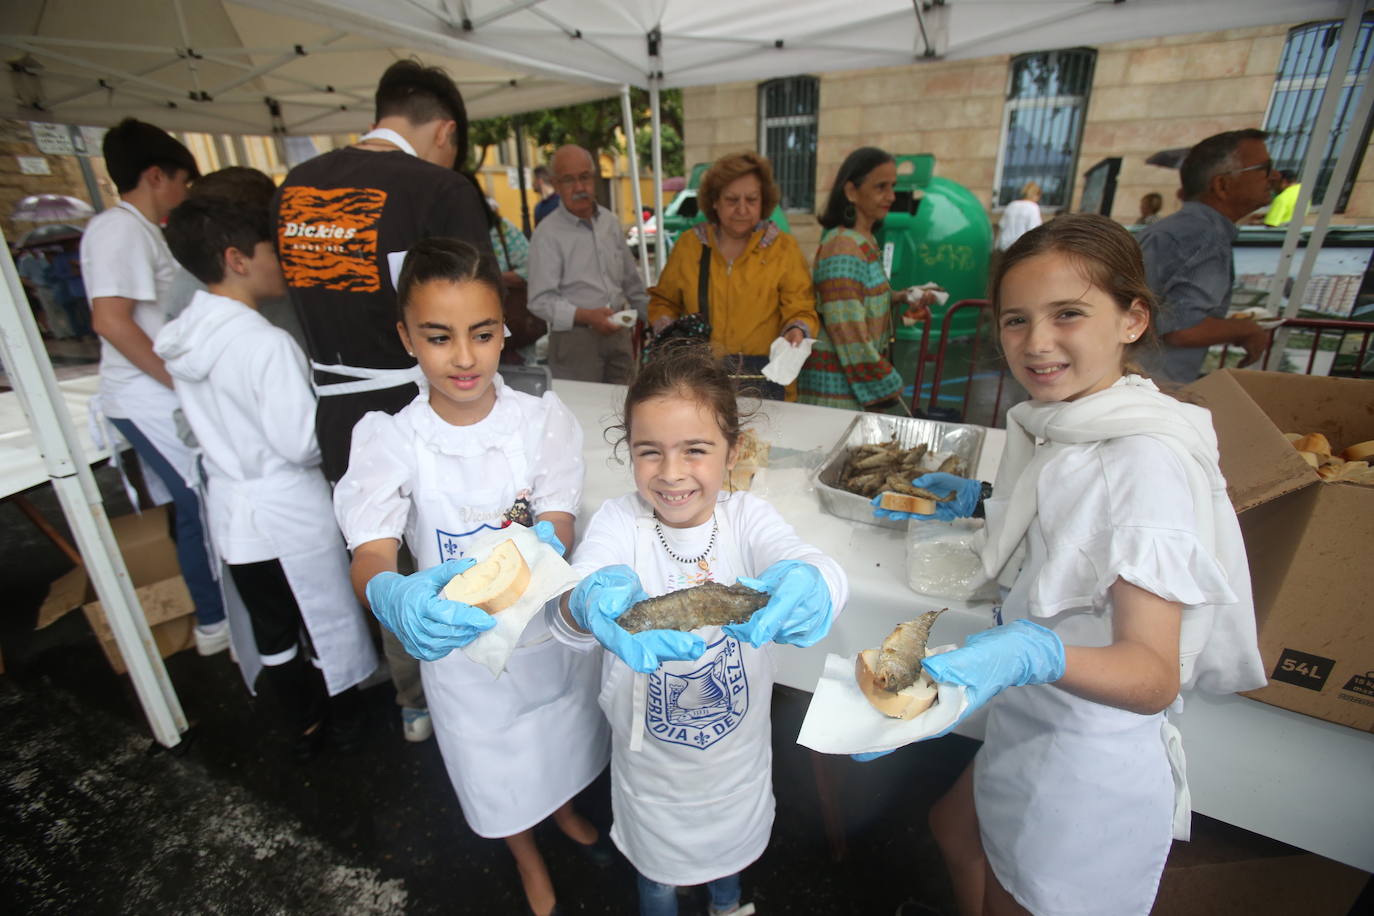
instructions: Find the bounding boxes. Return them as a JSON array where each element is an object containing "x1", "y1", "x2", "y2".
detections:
[
  {"x1": 612, "y1": 309, "x2": 639, "y2": 328},
  {"x1": 457, "y1": 525, "x2": 584, "y2": 677},
  {"x1": 761, "y1": 335, "x2": 815, "y2": 386},
  {"x1": 796, "y1": 647, "x2": 970, "y2": 755},
  {"x1": 904, "y1": 282, "x2": 950, "y2": 306}
]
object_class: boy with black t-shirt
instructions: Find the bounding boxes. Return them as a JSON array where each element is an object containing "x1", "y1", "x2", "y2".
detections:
[{"x1": 273, "y1": 59, "x2": 492, "y2": 743}]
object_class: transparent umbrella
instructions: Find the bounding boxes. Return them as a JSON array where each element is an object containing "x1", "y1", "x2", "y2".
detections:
[{"x1": 10, "y1": 194, "x2": 95, "y2": 222}]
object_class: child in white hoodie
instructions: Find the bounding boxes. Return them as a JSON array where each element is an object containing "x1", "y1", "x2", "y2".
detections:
[{"x1": 155, "y1": 196, "x2": 377, "y2": 759}]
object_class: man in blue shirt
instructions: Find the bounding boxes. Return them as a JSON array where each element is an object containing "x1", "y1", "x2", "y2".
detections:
[{"x1": 1139, "y1": 129, "x2": 1278, "y2": 383}]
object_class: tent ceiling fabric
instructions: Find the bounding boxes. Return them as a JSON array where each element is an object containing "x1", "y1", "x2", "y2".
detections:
[
  {"x1": 0, "y1": 0, "x2": 1354, "y2": 133},
  {"x1": 0, "y1": 0, "x2": 617, "y2": 135},
  {"x1": 267, "y1": 0, "x2": 1349, "y2": 89}
]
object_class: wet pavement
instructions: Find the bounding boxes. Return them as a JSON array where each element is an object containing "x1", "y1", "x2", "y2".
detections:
[{"x1": 1, "y1": 464, "x2": 976, "y2": 915}]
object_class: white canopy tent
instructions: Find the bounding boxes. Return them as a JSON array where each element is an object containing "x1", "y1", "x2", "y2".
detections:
[{"x1": 0, "y1": 0, "x2": 1368, "y2": 748}]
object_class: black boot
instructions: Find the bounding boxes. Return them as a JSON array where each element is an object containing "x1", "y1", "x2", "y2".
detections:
[
  {"x1": 260, "y1": 651, "x2": 328, "y2": 762},
  {"x1": 328, "y1": 686, "x2": 365, "y2": 754}
]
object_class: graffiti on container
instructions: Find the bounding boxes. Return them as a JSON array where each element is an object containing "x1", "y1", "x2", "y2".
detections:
[{"x1": 916, "y1": 243, "x2": 977, "y2": 273}]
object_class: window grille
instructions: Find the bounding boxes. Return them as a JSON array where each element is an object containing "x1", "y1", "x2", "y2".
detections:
[
  {"x1": 994, "y1": 49, "x2": 1096, "y2": 209},
  {"x1": 1264, "y1": 17, "x2": 1374, "y2": 212},
  {"x1": 758, "y1": 76, "x2": 819, "y2": 211}
]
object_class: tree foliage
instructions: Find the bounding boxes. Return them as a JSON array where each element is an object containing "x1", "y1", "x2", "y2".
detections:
[{"x1": 468, "y1": 89, "x2": 684, "y2": 177}]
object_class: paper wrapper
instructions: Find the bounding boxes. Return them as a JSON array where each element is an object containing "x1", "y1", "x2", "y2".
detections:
[
  {"x1": 796, "y1": 647, "x2": 970, "y2": 755},
  {"x1": 457, "y1": 525, "x2": 583, "y2": 677},
  {"x1": 761, "y1": 336, "x2": 815, "y2": 386}
]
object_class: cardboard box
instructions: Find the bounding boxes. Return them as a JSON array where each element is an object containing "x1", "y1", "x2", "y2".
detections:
[
  {"x1": 37, "y1": 506, "x2": 196, "y2": 675},
  {"x1": 1182, "y1": 370, "x2": 1374, "y2": 732}
]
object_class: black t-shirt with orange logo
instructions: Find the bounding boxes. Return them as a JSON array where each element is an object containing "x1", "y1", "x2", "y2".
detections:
[{"x1": 273, "y1": 147, "x2": 491, "y2": 480}]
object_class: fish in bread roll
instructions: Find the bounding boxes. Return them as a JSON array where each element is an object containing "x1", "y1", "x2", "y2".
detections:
[
  {"x1": 855, "y1": 608, "x2": 946, "y2": 719},
  {"x1": 442, "y1": 539, "x2": 530, "y2": 613}
]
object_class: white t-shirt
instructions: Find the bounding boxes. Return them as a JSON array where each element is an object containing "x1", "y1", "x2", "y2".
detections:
[
  {"x1": 996, "y1": 198, "x2": 1043, "y2": 251},
  {"x1": 80, "y1": 201, "x2": 180, "y2": 420}
]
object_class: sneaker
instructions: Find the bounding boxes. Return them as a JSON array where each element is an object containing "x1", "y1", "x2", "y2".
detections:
[
  {"x1": 709, "y1": 905, "x2": 755, "y2": 916},
  {"x1": 401, "y1": 706, "x2": 433, "y2": 742},
  {"x1": 194, "y1": 621, "x2": 230, "y2": 656}
]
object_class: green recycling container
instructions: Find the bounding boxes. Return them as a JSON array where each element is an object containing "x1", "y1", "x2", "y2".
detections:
[{"x1": 878, "y1": 154, "x2": 993, "y2": 393}]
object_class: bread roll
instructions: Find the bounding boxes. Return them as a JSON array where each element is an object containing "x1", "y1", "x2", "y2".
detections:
[
  {"x1": 442, "y1": 539, "x2": 530, "y2": 613},
  {"x1": 855, "y1": 649, "x2": 937, "y2": 719},
  {"x1": 1292, "y1": 433, "x2": 1332, "y2": 457},
  {"x1": 878, "y1": 491, "x2": 938, "y2": 516},
  {"x1": 1341, "y1": 439, "x2": 1374, "y2": 462}
]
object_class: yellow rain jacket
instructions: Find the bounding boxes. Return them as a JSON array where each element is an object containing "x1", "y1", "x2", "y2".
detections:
[{"x1": 648, "y1": 221, "x2": 818, "y2": 357}]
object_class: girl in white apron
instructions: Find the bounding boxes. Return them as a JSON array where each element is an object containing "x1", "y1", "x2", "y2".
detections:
[
  {"x1": 548, "y1": 344, "x2": 849, "y2": 916},
  {"x1": 876, "y1": 215, "x2": 1265, "y2": 915},
  {"x1": 334, "y1": 239, "x2": 610, "y2": 916}
]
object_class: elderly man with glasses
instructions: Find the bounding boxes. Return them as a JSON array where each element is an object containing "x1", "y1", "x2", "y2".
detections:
[
  {"x1": 528, "y1": 144, "x2": 648, "y2": 383},
  {"x1": 1138, "y1": 129, "x2": 1279, "y2": 383}
]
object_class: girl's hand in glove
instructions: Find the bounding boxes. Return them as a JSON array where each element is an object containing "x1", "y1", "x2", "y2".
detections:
[
  {"x1": 366, "y1": 559, "x2": 496, "y2": 661},
  {"x1": 872, "y1": 472, "x2": 985, "y2": 522},
  {"x1": 921, "y1": 620, "x2": 1066, "y2": 734},
  {"x1": 570, "y1": 565, "x2": 705, "y2": 673},
  {"x1": 725, "y1": 560, "x2": 834, "y2": 648}
]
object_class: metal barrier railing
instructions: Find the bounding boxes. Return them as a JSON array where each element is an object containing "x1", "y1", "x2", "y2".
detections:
[
  {"x1": 907, "y1": 306, "x2": 1372, "y2": 431},
  {"x1": 905, "y1": 299, "x2": 1014, "y2": 428},
  {"x1": 1219, "y1": 316, "x2": 1373, "y2": 378}
]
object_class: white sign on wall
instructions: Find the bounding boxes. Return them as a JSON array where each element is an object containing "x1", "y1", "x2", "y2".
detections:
[
  {"x1": 29, "y1": 122, "x2": 75, "y2": 156},
  {"x1": 17, "y1": 156, "x2": 51, "y2": 175}
]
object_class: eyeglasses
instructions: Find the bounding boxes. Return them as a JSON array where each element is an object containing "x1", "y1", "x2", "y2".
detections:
[
  {"x1": 1227, "y1": 159, "x2": 1273, "y2": 177},
  {"x1": 556, "y1": 171, "x2": 597, "y2": 187}
]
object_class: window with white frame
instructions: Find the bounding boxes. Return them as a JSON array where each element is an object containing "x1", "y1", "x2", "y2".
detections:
[
  {"x1": 1264, "y1": 17, "x2": 1374, "y2": 212},
  {"x1": 994, "y1": 49, "x2": 1095, "y2": 209},
  {"x1": 758, "y1": 76, "x2": 819, "y2": 211}
]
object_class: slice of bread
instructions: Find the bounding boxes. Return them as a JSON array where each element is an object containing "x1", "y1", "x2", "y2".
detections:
[
  {"x1": 1292, "y1": 433, "x2": 1332, "y2": 457},
  {"x1": 854, "y1": 649, "x2": 937, "y2": 719},
  {"x1": 878, "y1": 490, "x2": 938, "y2": 516},
  {"x1": 442, "y1": 539, "x2": 531, "y2": 613}
]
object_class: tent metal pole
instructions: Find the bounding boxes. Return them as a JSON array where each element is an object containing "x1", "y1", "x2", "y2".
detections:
[
  {"x1": 650, "y1": 77, "x2": 665, "y2": 278},
  {"x1": 0, "y1": 235, "x2": 186, "y2": 749},
  {"x1": 1270, "y1": 0, "x2": 1370, "y2": 322},
  {"x1": 514, "y1": 116, "x2": 532, "y2": 236},
  {"x1": 621, "y1": 84, "x2": 650, "y2": 285}
]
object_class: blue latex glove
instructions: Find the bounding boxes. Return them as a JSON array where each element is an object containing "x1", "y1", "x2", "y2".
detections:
[
  {"x1": 921, "y1": 620, "x2": 1066, "y2": 734},
  {"x1": 851, "y1": 750, "x2": 894, "y2": 762},
  {"x1": 530, "y1": 519, "x2": 565, "y2": 555},
  {"x1": 871, "y1": 472, "x2": 984, "y2": 522},
  {"x1": 570, "y1": 565, "x2": 706, "y2": 674},
  {"x1": 366, "y1": 558, "x2": 496, "y2": 662},
  {"x1": 724, "y1": 560, "x2": 834, "y2": 648}
]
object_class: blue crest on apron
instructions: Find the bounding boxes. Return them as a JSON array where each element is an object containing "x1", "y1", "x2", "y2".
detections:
[
  {"x1": 645, "y1": 635, "x2": 749, "y2": 750},
  {"x1": 435, "y1": 522, "x2": 505, "y2": 561}
]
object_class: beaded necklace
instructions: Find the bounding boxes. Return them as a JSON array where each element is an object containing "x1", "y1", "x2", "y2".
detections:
[{"x1": 654, "y1": 516, "x2": 718, "y2": 571}]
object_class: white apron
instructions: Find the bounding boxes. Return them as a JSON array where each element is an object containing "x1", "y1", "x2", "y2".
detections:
[
  {"x1": 974, "y1": 514, "x2": 1175, "y2": 916},
  {"x1": 209, "y1": 465, "x2": 378, "y2": 697},
  {"x1": 411, "y1": 427, "x2": 609, "y2": 838},
  {"x1": 602, "y1": 505, "x2": 775, "y2": 886}
]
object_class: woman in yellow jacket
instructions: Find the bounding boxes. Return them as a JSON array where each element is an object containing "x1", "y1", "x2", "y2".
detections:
[{"x1": 648, "y1": 151, "x2": 819, "y2": 399}]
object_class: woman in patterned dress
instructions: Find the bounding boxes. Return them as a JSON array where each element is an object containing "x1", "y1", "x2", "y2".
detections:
[{"x1": 797, "y1": 147, "x2": 932, "y2": 413}]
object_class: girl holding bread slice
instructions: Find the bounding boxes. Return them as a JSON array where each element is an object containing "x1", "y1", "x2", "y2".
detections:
[
  {"x1": 549, "y1": 343, "x2": 849, "y2": 916},
  {"x1": 867, "y1": 214, "x2": 1266, "y2": 916},
  {"x1": 334, "y1": 238, "x2": 609, "y2": 916}
]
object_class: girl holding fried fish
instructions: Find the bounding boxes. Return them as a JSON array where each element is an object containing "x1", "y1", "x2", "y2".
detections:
[
  {"x1": 550, "y1": 344, "x2": 848, "y2": 916},
  {"x1": 334, "y1": 239, "x2": 609, "y2": 916},
  {"x1": 865, "y1": 215, "x2": 1265, "y2": 916}
]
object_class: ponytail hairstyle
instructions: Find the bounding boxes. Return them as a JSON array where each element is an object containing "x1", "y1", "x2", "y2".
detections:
[
  {"x1": 613, "y1": 341, "x2": 748, "y2": 457},
  {"x1": 395, "y1": 237, "x2": 502, "y2": 321}
]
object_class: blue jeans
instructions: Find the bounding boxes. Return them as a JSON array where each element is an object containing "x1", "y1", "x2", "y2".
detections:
[
  {"x1": 636, "y1": 871, "x2": 740, "y2": 916},
  {"x1": 110, "y1": 417, "x2": 225, "y2": 627}
]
